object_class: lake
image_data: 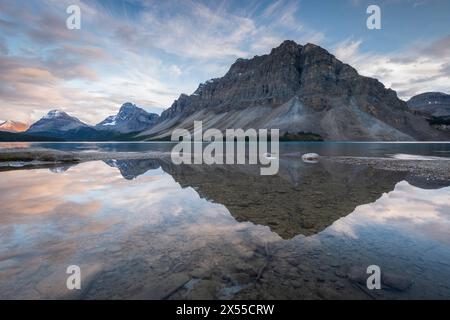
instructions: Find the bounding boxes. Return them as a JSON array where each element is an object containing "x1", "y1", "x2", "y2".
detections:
[{"x1": 0, "y1": 142, "x2": 450, "y2": 299}]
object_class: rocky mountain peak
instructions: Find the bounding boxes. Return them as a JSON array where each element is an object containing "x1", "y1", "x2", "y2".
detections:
[
  {"x1": 142, "y1": 40, "x2": 447, "y2": 141},
  {"x1": 44, "y1": 110, "x2": 68, "y2": 119},
  {"x1": 27, "y1": 109, "x2": 88, "y2": 134},
  {"x1": 96, "y1": 102, "x2": 159, "y2": 134},
  {"x1": 270, "y1": 39, "x2": 302, "y2": 55},
  {"x1": 119, "y1": 102, "x2": 137, "y2": 113}
]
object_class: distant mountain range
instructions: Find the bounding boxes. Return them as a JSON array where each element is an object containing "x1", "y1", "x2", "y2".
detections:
[
  {"x1": 20, "y1": 103, "x2": 160, "y2": 141},
  {"x1": 1, "y1": 40, "x2": 449, "y2": 142}
]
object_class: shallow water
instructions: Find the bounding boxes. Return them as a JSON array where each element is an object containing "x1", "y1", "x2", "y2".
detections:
[
  {"x1": 2, "y1": 141, "x2": 450, "y2": 158},
  {"x1": 0, "y1": 142, "x2": 450, "y2": 299}
]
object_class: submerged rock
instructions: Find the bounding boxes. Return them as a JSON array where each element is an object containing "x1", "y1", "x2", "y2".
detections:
[
  {"x1": 382, "y1": 273, "x2": 412, "y2": 291},
  {"x1": 347, "y1": 266, "x2": 366, "y2": 285}
]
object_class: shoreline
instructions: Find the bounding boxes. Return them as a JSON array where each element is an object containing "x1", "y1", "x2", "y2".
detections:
[
  {"x1": 0, "y1": 148, "x2": 170, "y2": 169},
  {"x1": 1, "y1": 147, "x2": 450, "y2": 181},
  {"x1": 322, "y1": 156, "x2": 450, "y2": 181}
]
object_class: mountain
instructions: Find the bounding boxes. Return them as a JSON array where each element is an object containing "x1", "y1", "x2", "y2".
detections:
[
  {"x1": 27, "y1": 110, "x2": 89, "y2": 135},
  {"x1": 407, "y1": 92, "x2": 450, "y2": 132},
  {"x1": 104, "y1": 159, "x2": 160, "y2": 180},
  {"x1": 138, "y1": 40, "x2": 446, "y2": 141},
  {"x1": 96, "y1": 102, "x2": 159, "y2": 134},
  {"x1": 0, "y1": 120, "x2": 29, "y2": 133},
  {"x1": 21, "y1": 104, "x2": 159, "y2": 141},
  {"x1": 156, "y1": 157, "x2": 433, "y2": 238},
  {"x1": 24, "y1": 110, "x2": 115, "y2": 141},
  {"x1": 407, "y1": 92, "x2": 450, "y2": 118}
]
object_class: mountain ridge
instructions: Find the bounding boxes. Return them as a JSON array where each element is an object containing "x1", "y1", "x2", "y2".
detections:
[
  {"x1": 9, "y1": 40, "x2": 450, "y2": 142},
  {"x1": 24, "y1": 104, "x2": 159, "y2": 140},
  {"x1": 138, "y1": 40, "x2": 446, "y2": 141}
]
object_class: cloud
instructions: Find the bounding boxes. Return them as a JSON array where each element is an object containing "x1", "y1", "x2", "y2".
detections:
[
  {"x1": 328, "y1": 181, "x2": 450, "y2": 245},
  {"x1": 2, "y1": 0, "x2": 447, "y2": 125},
  {"x1": 0, "y1": 1, "x2": 183, "y2": 123},
  {"x1": 0, "y1": 39, "x2": 8, "y2": 55},
  {"x1": 333, "y1": 36, "x2": 450, "y2": 100},
  {"x1": 169, "y1": 65, "x2": 182, "y2": 77},
  {"x1": 98, "y1": 0, "x2": 323, "y2": 60},
  {"x1": 0, "y1": 0, "x2": 326, "y2": 124},
  {"x1": 420, "y1": 35, "x2": 450, "y2": 58}
]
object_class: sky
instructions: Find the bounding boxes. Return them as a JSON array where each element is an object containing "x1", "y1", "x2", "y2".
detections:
[{"x1": 0, "y1": 0, "x2": 449, "y2": 125}]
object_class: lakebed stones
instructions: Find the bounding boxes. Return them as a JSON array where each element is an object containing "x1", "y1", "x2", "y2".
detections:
[
  {"x1": 346, "y1": 266, "x2": 412, "y2": 292},
  {"x1": 382, "y1": 273, "x2": 413, "y2": 291}
]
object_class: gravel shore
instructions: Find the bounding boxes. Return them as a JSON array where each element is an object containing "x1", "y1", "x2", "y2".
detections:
[
  {"x1": 0, "y1": 147, "x2": 169, "y2": 169},
  {"x1": 324, "y1": 156, "x2": 450, "y2": 181}
]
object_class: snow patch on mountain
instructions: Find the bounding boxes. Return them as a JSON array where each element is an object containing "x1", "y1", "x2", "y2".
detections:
[{"x1": 43, "y1": 110, "x2": 64, "y2": 119}]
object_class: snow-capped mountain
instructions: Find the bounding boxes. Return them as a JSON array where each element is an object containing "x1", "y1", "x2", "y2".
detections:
[
  {"x1": 21, "y1": 104, "x2": 161, "y2": 141},
  {"x1": 407, "y1": 92, "x2": 450, "y2": 119},
  {"x1": 96, "y1": 102, "x2": 159, "y2": 134},
  {"x1": 26, "y1": 110, "x2": 89, "y2": 134},
  {"x1": 0, "y1": 120, "x2": 29, "y2": 132}
]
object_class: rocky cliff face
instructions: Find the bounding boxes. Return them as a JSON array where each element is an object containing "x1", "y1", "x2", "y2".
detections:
[
  {"x1": 96, "y1": 102, "x2": 159, "y2": 134},
  {"x1": 140, "y1": 40, "x2": 446, "y2": 141}
]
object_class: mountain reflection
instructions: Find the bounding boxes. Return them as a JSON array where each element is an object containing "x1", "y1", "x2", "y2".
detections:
[
  {"x1": 42, "y1": 157, "x2": 450, "y2": 239},
  {"x1": 104, "y1": 159, "x2": 160, "y2": 180}
]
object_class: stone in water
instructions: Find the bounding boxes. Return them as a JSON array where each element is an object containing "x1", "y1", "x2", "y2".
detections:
[{"x1": 302, "y1": 153, "x2": 319, "y2": 163}]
